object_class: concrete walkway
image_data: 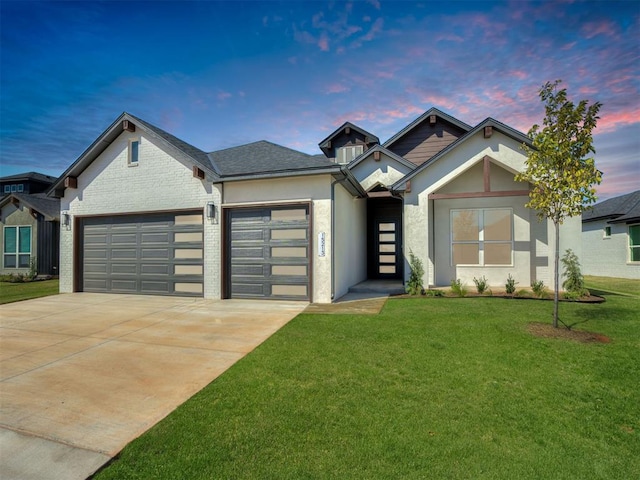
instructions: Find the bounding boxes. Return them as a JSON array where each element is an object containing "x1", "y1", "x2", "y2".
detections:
[{"x1": 0, "y1": 293, "x2": 306, "y2": 480}]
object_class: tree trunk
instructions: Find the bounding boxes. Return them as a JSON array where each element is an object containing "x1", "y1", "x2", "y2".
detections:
[{"x1": 553, "y1": 220, "x2": 560, "y2": 328}]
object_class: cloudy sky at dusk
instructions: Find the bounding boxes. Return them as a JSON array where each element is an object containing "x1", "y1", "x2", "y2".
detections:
[{"x1": 1, "y1": 0, "x2": 638, "y2": 199}]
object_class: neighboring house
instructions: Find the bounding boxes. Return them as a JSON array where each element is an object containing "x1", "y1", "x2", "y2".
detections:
[
  {"x1": 1, "y1": 172, "x2": 61, "y2": 276},
  {"x1": 581, "y1": 190, "x2": 640, "y2": 279},
  {"x1": 48, "y1": 109, "x2": 580, "y2": 302},
  {"x1": 1, "y1": 171, "x2": 58, "y2": 195}
]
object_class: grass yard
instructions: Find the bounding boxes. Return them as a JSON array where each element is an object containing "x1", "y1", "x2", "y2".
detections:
[
  {"x1": 585, "y1": 275, "x2": 640, "y2": 297},
  {"x1": 94, "y1": 292, "x2": 639, "y2": 479},
  {"x1": 0, "y1": 279, "x2": 59, "y2": 304}
]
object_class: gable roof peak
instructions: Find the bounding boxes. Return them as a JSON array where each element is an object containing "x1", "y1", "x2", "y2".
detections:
[
  {"x1": 318, "y1": 121, "x2": 380, "y2": 155},
  {"x1": 383, "y1": 107, "x2": 472, "y2": 148}
]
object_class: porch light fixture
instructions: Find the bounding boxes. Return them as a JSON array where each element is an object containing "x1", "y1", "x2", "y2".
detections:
[
  {"x1": 62, "y1": 212, "x2": 71, "y2": 227},
  {"x1": 206, "y1": 202, "x2": 216, "y2": 219}
]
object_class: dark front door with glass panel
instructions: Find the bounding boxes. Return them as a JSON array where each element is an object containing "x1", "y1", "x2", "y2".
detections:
[{"x1": 375, "y1": 220, "x2": 401, "y2": 279}]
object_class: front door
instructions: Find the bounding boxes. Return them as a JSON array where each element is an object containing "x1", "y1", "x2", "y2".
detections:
[{"x1": 368, "y1": 197, "x2": 402, "y2": 279}]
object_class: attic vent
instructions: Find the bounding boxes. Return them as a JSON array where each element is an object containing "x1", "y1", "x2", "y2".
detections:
[
  {"x1": 123, "y1": 120, "x2": 136, "y2": 132},
  {"x1": 429, "y1": 115, "x2": 437, "y2": 125},
  {"x1": 484, "y1": 126, "x2": 493, "y2": 138},
  {"x1": 193, "y1": 166, "x2": 205, "y2": 180}
]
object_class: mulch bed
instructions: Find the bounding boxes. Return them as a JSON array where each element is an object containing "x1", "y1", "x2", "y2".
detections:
[{"x1": 527, "y1": 322, "x2": 611, "y2": 343}]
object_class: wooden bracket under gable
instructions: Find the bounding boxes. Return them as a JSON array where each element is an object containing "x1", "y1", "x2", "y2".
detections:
[{"x1": 123, "y1": 120, "x2": 136, "y2": 132}]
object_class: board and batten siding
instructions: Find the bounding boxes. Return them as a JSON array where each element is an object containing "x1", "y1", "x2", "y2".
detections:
[{"x1": 388, "y1": 121, "x2": 466, "y2": 166}]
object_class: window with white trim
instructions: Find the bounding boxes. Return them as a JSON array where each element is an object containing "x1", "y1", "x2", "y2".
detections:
[
  {"x1": 336, "y1": 145, "x2": 364, "y2": 164},
  {"x1": 3, "y1": 226, "x2": 31, "y2": 268},
  {"x1": 128, "y1": 139, "x2": 140, "y2": 165},
  {"x1": 17, "y1": 184, "x2": 24, "y2": 192},
  {"x1": 629, "y1": 224, "x2": 640, "y2": 262},
  {"x1": 451, "y1": 208, "x2": 513, "y2": 266},
  {"x1": 603, "y1": 226, "x2": 611, "y2": 238},
  {"x1": 3, "y1": 185, "x2": 9, "y2": 193}
]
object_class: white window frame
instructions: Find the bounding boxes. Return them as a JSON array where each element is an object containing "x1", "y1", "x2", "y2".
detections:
[
  {"x1": 336, "y1": 145, "x2": 364, "y2": 164},
  {"x1": 17, "y1": 184, "x2": 24, "y2": 192},
  {"x1": 3, "y1": 225, "x2": 32, "y2": 269},
  {"x1": 128, "y1": 138, "x2": 140, "y2": 166},
  {"x1": 450, "y1": 208, "x2": 514, "y2": 266},
  {"x1": 11, "y1": 185, "x2": 17, "y2": 192},
  {"x1": 629, "y1": 224, "x2": 640, "y2": 263},
  {"x1": 603, "y1": 226, "x2": 611, "y2": 238},
  {"x1": 3, "y1": 185, "x2": 9, "y2": 193}
]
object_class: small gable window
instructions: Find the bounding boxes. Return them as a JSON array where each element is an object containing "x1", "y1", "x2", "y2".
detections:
[
  {"x1": 337, "y1": 145, "x2": 364, "y2": 164},
  {"x1": 3, "y1": 185, "x2": 9, "y2": 193},
  {"x1": 604, "y1": 226, "x2": 611, "y2": 238},
  {"x1": 17, "y1": 184, "x2": 24, "y2": 192},
  {"x1": 129, "y1": 139, "x2": 140, "y2": 165},
  {"x1": 11, "y1": 185, "x2": 17, "y2": 192}
]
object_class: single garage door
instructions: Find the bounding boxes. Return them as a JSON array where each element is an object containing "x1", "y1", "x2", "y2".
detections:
[
  {"x1": 80, "y1": 211, "x2": 204, "y2": 296},
  {"x1": 227, "y1": 205, "x2": 310, "y2": 300}
]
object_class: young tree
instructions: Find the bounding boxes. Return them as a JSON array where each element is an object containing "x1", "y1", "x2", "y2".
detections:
[{"x1": 516, "y1": 80, "x2": 602, "y2": 328}]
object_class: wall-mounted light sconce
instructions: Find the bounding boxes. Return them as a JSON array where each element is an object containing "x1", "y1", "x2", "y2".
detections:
[
  {"x1": 206, "y1": 202, "x2": 216, "y2": 219},
  {"x1": 62, "y1": 212, "x2": 71, "y2": 227}
]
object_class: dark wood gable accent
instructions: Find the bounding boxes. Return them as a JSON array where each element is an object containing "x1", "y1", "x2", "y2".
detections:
[
  {"x1": 428, "y1": 156, "x2": 529, "y2": 200},
  {"x1": 123, "y1": 120, "x2": 136, "y2": 132},
  {"x1": 193, "y1": 166, "x2": 205, "y2": 179},
  {"x1": 387, "y1": 118, "x2": 466, "y2": 167},
  {"x1": 64, "y1": 176, "x2": 77, "y2": 189}
]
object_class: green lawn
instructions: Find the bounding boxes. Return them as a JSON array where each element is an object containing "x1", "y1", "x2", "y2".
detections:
[
  {"x1": 0, "y1": 279, "x2": 59, "y2": 304},
  {"x1": 585, "y1": 275, "x2": 640, "y2": 297},
  {"x1": 94, "y1": 294, "x2": 639, "y2": 480}
]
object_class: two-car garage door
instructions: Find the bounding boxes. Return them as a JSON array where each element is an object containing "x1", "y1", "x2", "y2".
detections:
[
  {"x1": 79, "y1": 205, "x2": 312, "y2": 300},
  {"x1": 80, "y1": 211, "x2": 204, "y2": 296}
]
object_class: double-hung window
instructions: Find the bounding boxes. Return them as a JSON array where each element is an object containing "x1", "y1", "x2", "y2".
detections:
[
  {"x1": 629, "y1": 225, "x2": 640, "y2": 262},
  {"x1": 451, "y1": 208, "x2": 513, "y2": 266},
  {"x1": 336, "y1": 145, "x2": 364, "y2": 164},
  {"x1": 3, "y1": 226, "x2": 31, "y2": 268}
]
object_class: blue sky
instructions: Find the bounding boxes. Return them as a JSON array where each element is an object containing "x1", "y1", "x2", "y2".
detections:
[{"x1": 1, "y1": 0, "x2": 638, "y2": 199}]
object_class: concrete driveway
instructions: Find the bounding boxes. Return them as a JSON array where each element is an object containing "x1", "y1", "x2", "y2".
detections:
[{"x1": 0, "y1": 293, "x2": 306, "y2": 480}]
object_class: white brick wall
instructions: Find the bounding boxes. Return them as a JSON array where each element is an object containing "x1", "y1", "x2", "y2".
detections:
[
  {"x1": 582, "y1": 220, "x2": 640, "y2": 279},
  {"x1": 60, "y1": 130, "x2": 222, "y2": 298}
]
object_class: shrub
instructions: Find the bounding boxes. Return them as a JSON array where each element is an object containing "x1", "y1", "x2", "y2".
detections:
[
  {"x1": 406, "y1": 251, "x2": 425, "y2": 296},
  {"x1": 473, "y1": 275, "x2": 489, "y2": 294},
  {"x1": 505, "y1": 274, "x2": 517, "y2": 295},
  {"x1": 28, "y1": 257, "x2": 38, "y2": 281},
  {"x1": 450, "y1": 279, "x2": 468, "y2": 297},
  {"x1": 531, "y1": 280, "x2": 547, "y2": 298},
  {"x1": 424, "y1": 289, "x2": 444, "y2": 297},
  {"x1": 561, "y1": 249, "x2": 588, "y2": 298}
]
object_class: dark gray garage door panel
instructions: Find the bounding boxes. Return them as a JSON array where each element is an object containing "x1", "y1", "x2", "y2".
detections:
[
  {"x1": 81, "y1": 212, "x2": 204, "y2": 296},
  {"x1": 228, "y1": 206, "x2": 310, "y2": 300}
]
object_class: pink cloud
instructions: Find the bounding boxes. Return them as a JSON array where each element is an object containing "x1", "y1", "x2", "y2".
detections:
[
  {"x1": 581, "y1": 20, "x2": 619, "y2": 39},
  {"x1": 318, "y1": 32, "x2": 329, "y2": 51},
  {"x1": 325, "y1": 83, "x2": 349, "y2": 94},
  {"x1": 561, "y1": 41, "x2": 577, "y2": 50},
  {"x1": 596, "y1": 108, "x2": 640, "y2": 134},
  {"x1": 508, "y1": 70, "x2": 528, "y2": 80},
  {"x1": 578, "y1": 86, "x2": 598, "y2": 96}
]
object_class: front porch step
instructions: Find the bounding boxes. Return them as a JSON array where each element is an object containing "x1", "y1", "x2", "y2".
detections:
[{"x1": 348, "y1": 279, "x2": 405, "y2": 295}]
